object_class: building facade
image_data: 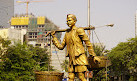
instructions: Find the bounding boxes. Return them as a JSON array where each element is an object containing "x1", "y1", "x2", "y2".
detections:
[
  {"x1": 0, "y1": 0, "x2": 14, "y2": 28},
  {"x1": 10, "y1": 15, "x2": 65, "y2": 71},
  {"x1": 0, "y1": 28, "x2": 27, "y2": 44},
  {"x1": 10, "y1": 15, "x2": 61, "y2": 44}
]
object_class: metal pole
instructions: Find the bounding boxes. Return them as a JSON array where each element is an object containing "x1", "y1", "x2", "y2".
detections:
[
  {"x1": 88, "y1": 0, "x2": 91, "y2": 40},
  {"x1": 106, "y1": 57, "x2": 108, "y2": 81},
  {"x1": 87, "y1": 1, "x2": 90, "y2": 81},
  {"x1": 88, "y1": 0, "x2": 90, "y2": 27},
  {"x1": 48, "y1": 35, "x2": 52, "y2": 71}
]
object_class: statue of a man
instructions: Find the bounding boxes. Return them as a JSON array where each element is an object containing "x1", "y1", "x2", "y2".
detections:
[{"x1": 51, "y1": 14, "x2": 100, "y2": 81}]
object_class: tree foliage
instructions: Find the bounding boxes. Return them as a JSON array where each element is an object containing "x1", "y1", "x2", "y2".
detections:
[
  {"x1": 93, "y1": 44, "x2": 105, "y2": 56},
  {"x1": 91, "y1": 44, "x2": 109, "y2": 81},
  {"x1": 108, "y1": 37, "x2": 137, "y2": 80},
  {"x1": 0, "y1": 38, "x2": 53, "y2": 81},
  {"x1": 61, "y1": 59, "x2": 69, "y2": 72}
]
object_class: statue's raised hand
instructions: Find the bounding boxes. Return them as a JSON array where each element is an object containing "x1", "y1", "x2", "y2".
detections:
[{"x1": 51, "y1": 31, "x2": 56, "y2": 37}]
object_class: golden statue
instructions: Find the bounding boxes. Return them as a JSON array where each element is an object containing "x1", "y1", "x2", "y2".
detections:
[{"x1": 51, "y1": 14, "x2": 100, "y2": 81}]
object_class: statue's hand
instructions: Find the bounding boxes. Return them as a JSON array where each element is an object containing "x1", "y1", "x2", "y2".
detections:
[
  {"x1": 93, "y1": 56, "x2": 101, "y2": 63},
  {"x1": 51, "y1": 31, "x2": 56, "y2": 37}
]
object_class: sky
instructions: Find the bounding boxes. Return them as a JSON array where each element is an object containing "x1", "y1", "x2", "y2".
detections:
[{"x1": 14, "y1": 0, "x2": 137, "y2": 50}]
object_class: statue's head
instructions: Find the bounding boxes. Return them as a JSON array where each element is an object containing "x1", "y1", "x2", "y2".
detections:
[
  {"x1": 67, "y1": 14, "x2": 77, "y2": 27},
  {"x1": 67, "y1": 14, "x2": 77, "y2": 22}
]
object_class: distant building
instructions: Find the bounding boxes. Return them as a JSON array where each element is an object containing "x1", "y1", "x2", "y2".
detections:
[
  {"x1": 10, "y1": 14, "x2": 65, "y2": 71},
  {"x1": 0, "y1": 0, "x2": 14, "y2": 28},
  {"x1": 10, "y1": 15, "x2": 61, "y2": 44},
  {"x1": 0, "y1": 28, "x2": 27, "y2": 44}
]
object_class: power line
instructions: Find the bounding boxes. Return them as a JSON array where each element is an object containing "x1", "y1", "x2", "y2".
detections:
[
  {"x1": 93, "y1": 30, "x2": 105, "y2": 55},
  {"x1": 53, "y1": 45, "x2": 62, "y2": 71}
]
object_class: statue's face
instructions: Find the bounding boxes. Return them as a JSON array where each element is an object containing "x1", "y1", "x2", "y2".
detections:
[{"x1": 67, "y1": 17, "x2": 76, "y2": 27}]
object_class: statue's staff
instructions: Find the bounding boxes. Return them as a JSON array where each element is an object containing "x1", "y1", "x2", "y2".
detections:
[{"x1": 45, "y1": 24, "x2": 114, "y2": 37}]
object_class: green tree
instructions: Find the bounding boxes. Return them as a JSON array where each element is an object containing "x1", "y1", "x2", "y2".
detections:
[
  {"x1": 93, "y1": 44, "x2": 105, "y2": 56},
  {"x1": 61, "y1": 59, "x2": 69, "y2": 72},
  {"x1": 108, "y1": 37, "x2": 137, "y2": 80},
  {"x1": 0, "y1": 36, "x2": 11, "y2": 56},
  {"x1": 91, "y1": 45, "x2": 109, "y2": 81},
  {"x1": 0, "y1": 39, "x2": 53, "y2": 81}
]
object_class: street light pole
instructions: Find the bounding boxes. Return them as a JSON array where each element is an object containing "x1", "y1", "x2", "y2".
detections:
[
  {"x1": 88, "y1": 0, "x2": 91, "y2": 40},
  {"x1": 87, "y1": 1, "x2": 90, "y2": 81},
  {"x1": 88, "y1": 0, "x2": 90, "y2": 27},
  {"x1": 106, "y1": 56, "x2": 108, "y2": 81},
  {"x1": 48, "y1": 35, "x2": 52, "y2": 71}
]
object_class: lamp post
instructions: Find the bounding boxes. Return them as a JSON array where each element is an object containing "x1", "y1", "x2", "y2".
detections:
[
  {"x1": 88, "y1": 0, "x2": 91, "y2": 40},
  {"x1": 106, "y1": 56, "x2": 108, "y2": 81},
  {"x1": 103, "y1": 51, "x2": 110, "y2": 81},
  {"x1": 87, "y1": 0, "x2": 90, "y2": 80},
  {"x1": 88, "y1": 0, "x2": 90, "y2": 27}
]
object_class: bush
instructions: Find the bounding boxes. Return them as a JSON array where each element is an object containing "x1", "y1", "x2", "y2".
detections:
[{"x1": 0, "y1": 41, "x2": 53, "y2": 81}]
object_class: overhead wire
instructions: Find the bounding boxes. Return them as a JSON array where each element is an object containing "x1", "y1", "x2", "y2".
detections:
[
  {"x1": 91, "y1": 25, "x2": 113, "y2": 55},
  {"x1": 53, "y1": 45, "x2": 63, "y2": 71},
  {"x1": 92, "y1": 30, "x2": 105, "y2": 55}
]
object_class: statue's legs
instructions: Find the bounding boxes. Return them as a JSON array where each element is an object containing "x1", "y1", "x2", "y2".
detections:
[
  {"x1": 78, "y1": 72, "x2": 86, "y2": 81},
  {"x1": 68, "y1": 73, "x2": 75, "y2": 81}
]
